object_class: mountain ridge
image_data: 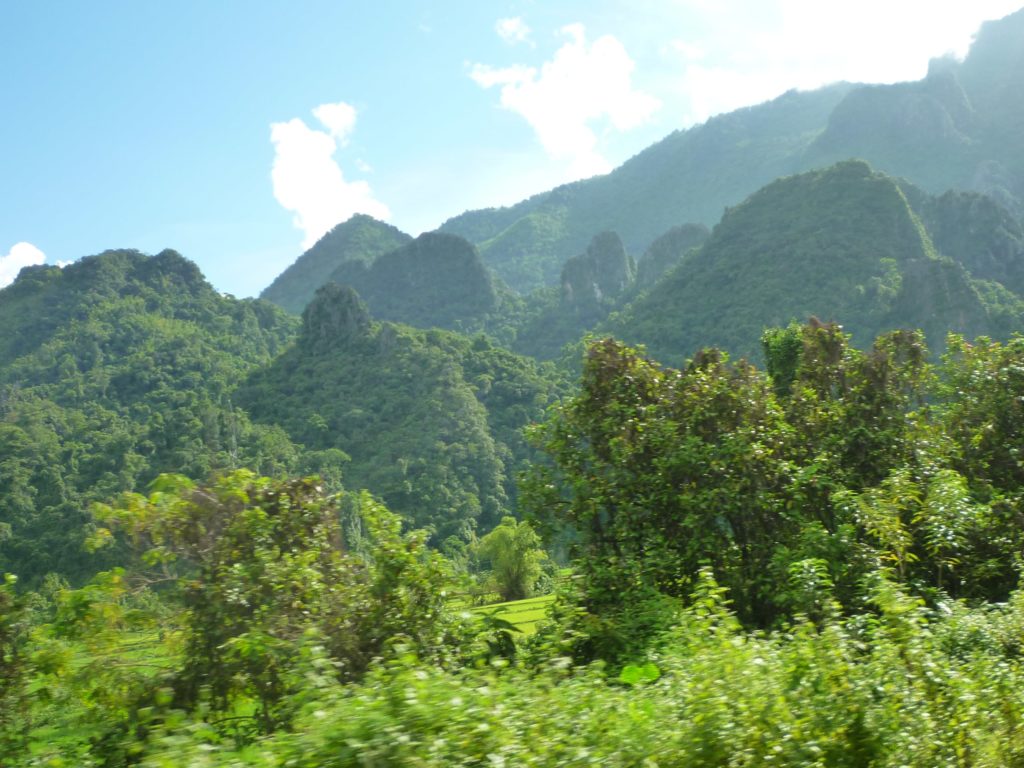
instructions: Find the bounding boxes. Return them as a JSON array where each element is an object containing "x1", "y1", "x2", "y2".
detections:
[
  {"x1": 436, "y1": 8, "x2": 1024, "y2": 294},
  {"x1": 607, "y1": 161, "x2": 1011, "y2": 363},
  {"x1": 260, "y1": 214, "x2": 412, "y2": 314}
]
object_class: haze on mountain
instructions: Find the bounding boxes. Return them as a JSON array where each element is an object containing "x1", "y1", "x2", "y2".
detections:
[
  {"x1": 261, "y1": 215, "x2": 412, "y2": 315},
  {"x1": 8, "y1": 8, "x2": 1024, "y2": 763},
  {"x1": 252, "y1": 8, "x2": 1024, "y2": 370},
  {"x1": 437, "y1": 8, "x2": 1024, "y2": 295}
]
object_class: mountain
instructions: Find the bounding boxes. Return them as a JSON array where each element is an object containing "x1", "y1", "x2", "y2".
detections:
[
  {"x1": 900, "y1": 184, "x2": 1024, "y2": 296},
  {"x1": 607, "y1": 161, "x2": 1018, "y2": 363},
  {"x1": 497, "y1": 158, "x2": 1023, "y2": 364},
  {"x1": 505, "y1": 231, "x2": 640, "y2": 361},
  {"x1": 803, "y1": 11, "x2": 1024, "y2": 214},
  {"x1": 327, "y1": 232, "x2": 499, "y2": 331},
  {"x1": 235, "y1": 283, "x2": 565, "y2": 541},
  {"x1": 0, "y1": 247, "x2": 561, "y2": 583},
  {"x1": 440, "y1": 83, "x2": 855, "y2": 293},
  {"x1": 635, "y1": 224, "x2": 710, "y2": 289},
  {"x1": 0, "y1": 249, "x2": 302, "y2": 584},
  {"x1": 440, "y1": 8, "x2": 1024, "y2": 294},
  {"x1": 560, "y1": 232, "x2": 635, "y2": 320},
  {"x1": 261, "y1": 214, "x2": 412, "y2": 314}
]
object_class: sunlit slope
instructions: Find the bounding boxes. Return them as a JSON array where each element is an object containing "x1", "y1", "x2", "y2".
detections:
[
  {"x1": 236, "y1": 284, "x2": 564, "y2": 541},
  {"x1": 608, "y1": 161, "x2": 1012, "y2": 363},
  {"x1": 261, "y1": 214, "x2": 412, "y2": 314}
]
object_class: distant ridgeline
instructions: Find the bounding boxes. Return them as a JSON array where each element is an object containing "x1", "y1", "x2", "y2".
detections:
[
  {"x1": 256, "y1": 158, "x2": 1024, "y2": 366},
  {"x1": 256, "y1": 11, "x2": 1024, "y2": 361},
  {"x1": 261, "y1": 219, "x2": 503, "y2": 334},
  {"x1": 440, "y1": 8, "x2": 1024, "y2": 294},
  {"x1": 488, "y1": 161, "x2": 1024, "y2": 364}
]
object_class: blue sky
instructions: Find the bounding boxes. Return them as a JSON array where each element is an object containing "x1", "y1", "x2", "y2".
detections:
[{"x1": 2, "y1": 0, "x2": 1021, "y2": 296}]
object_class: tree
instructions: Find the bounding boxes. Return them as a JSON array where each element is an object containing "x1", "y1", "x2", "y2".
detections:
[
  {"x1": 0, "y1": 574, "x2": 30, "y2": 760},
  {"x1": 94, "y1": 471, "x2": 464, "y2": 731},
  {"x1": 476, "y1": 517, "x2": 546, "y2": 602},
  {"x1": 524, "y1": 327, "x2": 975, "y2": 642},
  {"x1": 526, "y1": 338, "x2": 796, "y2": 629}
]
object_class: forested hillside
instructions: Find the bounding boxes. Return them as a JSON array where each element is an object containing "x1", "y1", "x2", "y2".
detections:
[
  {"x1": 5, "y1": 8, "x2": 1024, "y2": 765},
  {"x1": 609, "y1": 161, "x2": 1021, "y2": 362},
  {"x1": 237, "y1": 283, "x2": 564, "y2": 540},
  {"x1": 325, "y1": 232, "x2": 499, "y2": 331},
  {"x1": 0, "y1": 250, "x2": 302, "y2": 585},
  {"x1": 260, "y1": 214, "x2": 412, "y2": 314},
  {"x1": 0, "y1": 249, "x2": 561, "y2": 585},
  {"x1": 9, "y1": 321, "x2": 1024, "y2": 765}
]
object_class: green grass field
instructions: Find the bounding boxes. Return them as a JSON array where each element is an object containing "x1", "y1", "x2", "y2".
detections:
[{"x1": 469, "y1": 594, "x2": 556, "y2": 635}]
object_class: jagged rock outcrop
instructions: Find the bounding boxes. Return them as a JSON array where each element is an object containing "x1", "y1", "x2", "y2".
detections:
[
  {"x1": 560, "y1": 232, "x2": 635, "y2": 315},
  {"x1": 300, "y1": 282, "x2": 371, "y2": 346},
  {"x1": 908, "y1": 188, "x2": 1024, "y2": 295}
]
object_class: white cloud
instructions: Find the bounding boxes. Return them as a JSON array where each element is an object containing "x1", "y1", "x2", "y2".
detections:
[
  {"x1": 0, "y1": 242, "x2": 45, "y2": 288},
  {"x1": 667, "y1": 40, "x2": 706, "y2": 62},
  {"x1": 496, "y1": 17, "x2": 532, "y2": 46},
  {"x1": 471, "y1": 24, "x2": 660, "y2": 181},
  {"x1": 312, "y1": 101, "x2": 356, "y2": 143},
  {"x1": 270, "y1": 101, "x2": 390, "y2": 249},
  {"x1": 664, "y1": 0, "x2": 1024, "y2": 125}
]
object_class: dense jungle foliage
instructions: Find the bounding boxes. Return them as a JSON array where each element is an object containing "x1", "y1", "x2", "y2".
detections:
[
  {"x1": 0, "y1": 250, "x2": 302, "y2": 586},
  {"x1": 4, "y1": 12, "x2": 1024, "y2": 760},
  {"x1": 237, "y1": 283, "x2": 565, "y2": 540},
  {"x1": 0, "y1": 250, "x2": 564, "y2": 587},
  {"x1": 5, "y1": 317, "x2": 1024, "y2": 765}
]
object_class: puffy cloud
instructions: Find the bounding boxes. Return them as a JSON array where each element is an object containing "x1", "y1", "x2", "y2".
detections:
[
  {"x1": 496, "y1": 17, "x2": 531, "y2": 46},
  {"x1": 471, "y1": 24, "x2": 660, "y2": 180},
  {"x1": 312, "y1": 101, "x2": 357, "y2": 143},
  {"x1": 0, "y1": 242, "x2": 45, "y2": 288},
  {"x1": 270, "y1": 101, "x2": 390, "y2": 249},
  {"x1": 665, "y1": 0, "x2": 1024, "y2": 124}
]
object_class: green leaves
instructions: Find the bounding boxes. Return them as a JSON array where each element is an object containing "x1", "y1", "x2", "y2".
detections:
[
  {"x1": 475, "y1": 517, "x2": 546, "y2": 602},
  {"x1": 617, "y1": 662, "x2": 660, "y2": 685},
  {"x1": 0, "y1": 250, "x2": 301, "y2": 585},
  {"x1": 0, "y1": 573, "x2": 31, "y2": 760},
  {"x1": 94, "y1": 472, "x2": 466, "y2": 733},
  {"x1": 531, "y1": 325, "x2": 1024, "y2": 650}
]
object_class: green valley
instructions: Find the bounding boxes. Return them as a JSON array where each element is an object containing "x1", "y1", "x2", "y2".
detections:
[{"x1": 6, "y1": 8, "x2": 1024, "y2": 765}]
